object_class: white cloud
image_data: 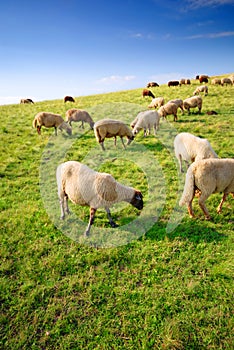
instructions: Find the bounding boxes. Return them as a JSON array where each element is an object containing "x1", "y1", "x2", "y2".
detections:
[
  {"x1": 97, "y1": 75, "x2": 136, "y2": 85},
  {"x1": 185, "y1": 31, "x2": 234, "y2": 39},
  {"x1": 186, "y1": 0, "x2": 234, "y2": 9}
]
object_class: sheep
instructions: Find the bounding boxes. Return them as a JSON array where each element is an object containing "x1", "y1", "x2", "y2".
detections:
[
  {"x1": 183, "y1": 96, "x2": 202, "y2": 114},
  {"x1": 132, "y1": 110, "x2": 160, "y2": 137},
  {"x1": 179, "y1": 158, "x2": 234, "y2": 220},
  {"x1": 65, "y1": 109, "x2": 94, "y2": 129},
  {"x1": 228, "y1": 74, "x2": 234, "y2": 84},
  {"x1": 148, "y1": 97, "x2": 164, "y2": 109},
  {"x1": 33, "y1": 112, "x2": 72, "y2": 136},
  {"x1": 180, "y1": 79, "x2": 186, "y2": 85},
  {"x1": 185, "y1": 79, "x2": 191, "y2": 85},
  {"x1": 158, "y1": 102, "x2": 179, "y2": 121},
  {"x1": 142, "y1": 89, "x2": 155, "y2": 98},
  {"x1": 221, "y1": 78, "x2": 233, "y2": 86},
  {"x1": 193, "y1": 85, "x2": 208, "y2": 96},
  {"x1": 174, "y1": 132, "x2": 218, "y2": 173},
  {"x1": 56, "y1": 160, "x2": 143, "y2": 236},
  {"x1": 20, "y1": 98, "x2": 34, "y2": 104},
  {"x1": 64, "y1": 96, "x2": 75, "y2": 103},
  {"x1": 168, "y1": 99, "x2": 184, "y2": 113},
  {"x1": 94, "y1": 119, "x2": 134, "y2": 151},
  {"x1": 196, "y1": 74, "x2": 209, "y2": 80},
  {"x1": 199, "y1": 76, "x2": 209, "y2": 84},
  {"x1": 168, "y1": 80, "x2": 180, "y2": 87},
  {"x1": 147, "y1": 82, "x2": 159, "y2": 87},
  {"x1": 211, "y1": 78, "x2": 221, "y2": 85}
]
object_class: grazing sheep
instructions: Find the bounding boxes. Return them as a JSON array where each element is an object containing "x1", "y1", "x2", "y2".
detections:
[
  {"x1": 180, "y1": 79, "x2": 186, "y2": 85},
  {"x1": 183, "y1": 96, "x2": 202, "y2": 114},
  {"x1": 179, "y1": 158, "x2": 234, "y2": 220},
  {"x1": 20, "y1": 98, "x2": 34, "y2": 104},
  {"x1": 228, "y1": 75, "x2": 234, "y2": 84},
  {"x1": 132, "y1": 110, "x2": 160, "y2": 137},
  {"x1": 174, "y1": 132, "x2": 218, "y2": 173},
  {"x1": 148, "y1": 97, "x2": 164, "y2": 109},
  {"x1": 33, "y1": 112, "x2": 72, "y2": 136},
  {"x1": 94, "y1": 119, "x2": 134, "y2": 151},
  {"x1": 196, "y1": 74, "x2": 209, "y2": 80},
  {"x1": 65, "y1": 109, "x2": 94, "y2": 129},
  {"x1": 199, "y1": 76, "x2": 209, "y2": 84},
  {"x1": 168, "y1": 80, "x2": 180, "y2": 87},
  {"x1": 185, "y1": 79, "x2": 191, "y2": 85},
  {"x1": 56, "y1": 160, "x2": 143, "y2": 236},
  {"x1": 158, "y1": 102, "x2": 179, "y2": 121},
  {"x1": 64, "y1": 96, "x2": 75, "y2": 103},
  {"x1": 147, "y1": 82, "x2": 159, "y2": 88},
  {"x1": 221, "y1": 78, "x2": 233, "y2": 86},
  {"x1": 168, "y1": 99, "x2": 184, "y2": 113},
  {"x1": 211, "y1": 78, "x2": 221, "y2": 85},
  {"x1": 142, "y1": 89, "x2": 155, "y2": 98},
  {"x1": 193, "y1": 85, "x2": 208, "y2": 96}
]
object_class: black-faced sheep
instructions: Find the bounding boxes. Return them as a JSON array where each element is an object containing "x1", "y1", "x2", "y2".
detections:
[
  {"x1": 158, "y1": 102, "x2": 179, "y2": 121},
  {"x1": 20, "y1": 98, "x2": 34, "y2": 104},
  {"x1": 132, "y1": 110, "x2": 160, "y2": 137},
  {"x1": 174, "y1": 132, "x2": 218, "y2": 173},
  {"x1": 94, "y1": 119, "x2": 134, "y2": 151},
  {"x1": 179, "y1": 158, "x2": 234, "y2": 220},
  {"x1": 183, "y1": 96, "x2": 202, "y2": 114},
  {"x1": 56, "y1": 160, "x2": 143, "y2": 236},
  {"x1": 33, "y1": 112, "x2": 72, "y2": 136},
  {"x1": 65, "y1": 109, "x2": 94, "y2": 129},
  {"x1": 221, "y1": 78, "x2": 233, "y2": 86},
  {"x1": 64, "y1": 96, "x2": 75, "y2": 103},
  {"x1": 199, "y1": 76, "x2": 209, "y2": 84},
  {"x1": 147, "y1": 82, "x2": 159, "y2": 88},
  {"x1": 168, "y1": 81, "x2": 180, "y2": 87},
  {"x1": 193, "y1": 85, "x2": 208, "y2": 96},
  {"x1": 142, "y1": 89, "x2": 155, "y2": 98},
  {"x1": 148, "y1": 97, "x2": 164, "y2": 109}
]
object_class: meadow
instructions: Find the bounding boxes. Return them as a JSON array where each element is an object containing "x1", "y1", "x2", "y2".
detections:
[{"x1": 1, "y1": 74, "x2": 234, "y2": 349}]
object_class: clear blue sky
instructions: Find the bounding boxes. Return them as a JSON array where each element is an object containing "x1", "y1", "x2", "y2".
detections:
[{"x1": 0, "y1": 0, "x2": 234, "y2": 105}]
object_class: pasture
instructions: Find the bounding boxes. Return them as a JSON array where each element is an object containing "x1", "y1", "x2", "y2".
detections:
[{"x1": 1, "y1": 74, "x2": 234, "y2": 349}]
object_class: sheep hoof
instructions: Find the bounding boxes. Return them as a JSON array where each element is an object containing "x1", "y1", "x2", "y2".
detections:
[
  {"x1": 60, "y1": 215, "x2": 65, "y2": 220},
  {"x1": 84, "y1": 230, "x2": 90, "y2": 237}
]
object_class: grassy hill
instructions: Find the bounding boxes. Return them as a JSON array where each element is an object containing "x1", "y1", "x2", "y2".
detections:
[{"x1": 1, "y1": 74, "x2": 234, "y2": 349}]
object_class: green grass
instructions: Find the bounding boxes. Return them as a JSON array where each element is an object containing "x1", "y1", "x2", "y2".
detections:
[{"x1": 1, "y1": 74, "x2": 234, "y2": 349}]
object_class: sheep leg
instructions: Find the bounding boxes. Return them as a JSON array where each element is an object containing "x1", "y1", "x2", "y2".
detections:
[
  {"x1": 105, "y1": 208, "x2": 118, "y2": 228},
  {"x1": 84, "y1": 208, "x2": 96, "y2": 236},
  {"x1": 37, "y1": 126, "x2": 41, "y2": 135},
  {"x1": 187, "y1": 200, "x2": 195, "y2": 218},
  {"x1": 59, "y1": 197, "x2": 65, "y2": 220},
  {"x1": 178, "y1": 155, "x2": 183, "y2": 173},
  {"x1": 54, "y1": 127, "x2": 58, "y2": 136},
  {"x1": 174, "y1": 113, "x2": 178, "y2": 121},
  {"x1": 217, "y1": 193, "x2": 229, "y2": 213},
  {"x1": 198, "y1": 195, "x2": 211, "y2": 220},
  {"x1": 64, "y1": 195, "x2": 70, "y2": 215},
  {"x1": 100, "y1": 141, "x2": 105, "y2": 151},
  {"x1": 120, "y1": 137, "x2": 126, "y2": 149}
]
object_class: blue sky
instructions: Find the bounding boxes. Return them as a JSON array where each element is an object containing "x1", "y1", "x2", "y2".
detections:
[{"x1": 0, "y1": 0, "x2": 234, "y2": 105}]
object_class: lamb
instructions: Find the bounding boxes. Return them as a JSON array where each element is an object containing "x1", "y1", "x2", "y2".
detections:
[
  {"x1": 56, "y1": 161, "x2": 143, "y2": 236},
  {"x1": 65, "y1": 109, "x2": 94, "y2": 129},
  {"x1": 168, "y1": 99, "x2": 184, "y2": 113},
  {"x1": 132, "y1": 110, "x2": 160, "y2": 137},
  {"x1": 193, "y1": 85, "x2": 208, "y2": 96},
  {"x1": 179, "y1": 158, "x2": 234, "y2": 220},
  {"x1": 94, "y1": 119, "x2": 134, "y2": 150},
  {"x1": 64, "y1": 96, "x2": 75, "y2": 103},
  {"x1": 142, "y1": 89, "x2": 155, "y2": 98},
  {"x1": 148, "y1": 97, "x2": 164, "y2": 109},
  {"x1": 33, "y1": 112, "x2": 72, "y2": 136},
  {"x1": 211, "y1": 78, "x2": 221, "y2": 85},
  {"x1": 221, "y1": 78, "x2": 233, "y2": 86},
  {"x1": 174, "y1": 132, "x2": 218, "y2": 173},
  {"x1": 183, "y1": 96, "x2": 202, "y2": 114},
  {"x1": 158, "y1": 102, "x2": 179, "y2": 121}
]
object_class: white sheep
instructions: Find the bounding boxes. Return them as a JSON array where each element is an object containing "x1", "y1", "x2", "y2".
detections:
[
  {"x1": 158, "y1": 102, "x2": 179, "y2": 121},
  {"x1": 94, "y1": 119, "x2": 134, "y2": 150},
  {"x1": 179, "y1": 158, "x2": 234, "y2": 220},
  {"x1": 56, "y1": 161, "x2": 143, "y2": 236},
  {"x1": 33, "y1": 112, "x2": 72, "y2": 135},
  {"x1": 221, "y1": 78, "x2": 233, "y2": 86},
  {"x1": 211, "y1": 78, "x2": 221, "y2": 85},
  {"x1": 228, "y1": 75, "x2": 234, "y2": 84},
  {"x1": 168, "y1": 99, "x2": 184, "y2": 113},
  {"x1": 193, "y1": 85, "x2": 208, "y2": 96},
  {"x1": 183, "y1": 96, "x2": 202, "y2": 114},
  {"x1": 65, "y1": 108, "x2": 94, "y2": 129},
  {"x1": 174, "y1": 132, "x2": 218, "y2": 172},
  {"x1": 132, "y1": 110, "x2": 160, "y2": 137},
  {"x1": 148, "y1": 97, "x2": 164, "y2": 109}
]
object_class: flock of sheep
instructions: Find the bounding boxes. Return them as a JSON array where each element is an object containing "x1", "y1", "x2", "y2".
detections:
[{"x1": 31, "y1": 75, "x2": 234, "y2": 235}]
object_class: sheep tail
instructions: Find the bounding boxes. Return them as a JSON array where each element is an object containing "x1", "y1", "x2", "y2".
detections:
[
  {"x1": 179, "y1": 165, "x2": 195, "y2": 206},
  {"x1": 32, "y1": 117, "x2": 37, "y2": 128}
]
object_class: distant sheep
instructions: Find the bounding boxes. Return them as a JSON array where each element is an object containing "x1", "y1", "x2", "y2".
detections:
[
  {"x1": 183, "y1": 96, "x2": 202, "y2": 114},
  {"x1": 206, "y1": 110, "x2": 218, "y2": 115},
  {"x1": 168, "y1": 99, "x2": 184, "y2": 113},
  {"x1": 94, "y1": 119, "x2": 134, "y2": 150},
  {"x1": 56, "y1": 160, "x2": 143, "y2": 236},
  {"x1": 132, "y1": 110, "x2": 160, "y2": 137},
  {"x1": 147, "y1": 82, "x2": 159, "y2": 88},
  {"x1": 174, "y1": 132, "x2": 218, "y2": 173},
  {"x1": 33, "y1": 112, "x2": 72, "y2": 136},
  {"x1": 199, "y1": 76, "x2": 209, "y2": 84},
  {"x1": 180, "y1": 79, "x2": 186, "y2": 85},
  {"x1": 196, "y1": 75, "x2": 209, "y2": 80},
  {"x1": 158, "y1": 102, "x2": 178, "y2": 121},
  {"x1": 65, "y1": 109, "x2": 94, "y2": 129},
  {"x1": 20, "y1": 98, "x2": 34, "y2": 104},
  {"x1": 221, "y1": 78, "x2": 233, "y2": 86},
  {"x1": 168, "y1": 80, "x2": 180, "y2": 87},
  {"x1": 228, "y1": 75, "x2": 234, "y2": 84},
  {"x1": 211, "y1": 78, "x2": 221, "y2": 85},
  {"x1": 180, "y1": 79, "x2": 190, "y2": 85},
  {"x1": 64, "y1": 96, "x2": 75, "y2": 103},
  {"x1": 179, "y1": 158, "x2": 234, "y2": 220},
  {"x1": 148, "y1": 97, "x2": 164, "y2": 109},
  {"x1": 142, "y1": 89, "x2": 155, "y2": 98},
  {"x1": 185, "y1": 79, "x2": 191, "y2": 85},
  {"x1": 193, "y1": 85, "x2": 208, "y2": 96}
]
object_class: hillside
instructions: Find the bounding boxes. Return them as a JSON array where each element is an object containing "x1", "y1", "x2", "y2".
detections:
[{"x1": 1, "y1": 74, "x2": 234, "y2": 349}]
